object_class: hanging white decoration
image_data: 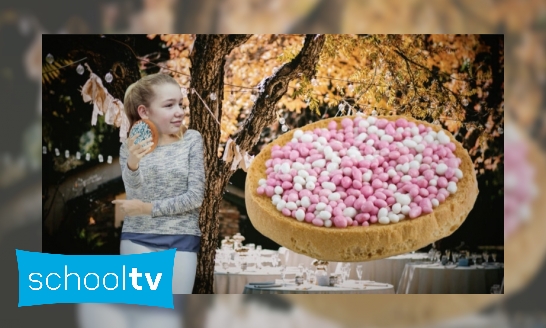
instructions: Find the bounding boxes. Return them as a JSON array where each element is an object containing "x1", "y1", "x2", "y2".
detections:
[
  {"x1": 76, "y1": 152, "x2": 81, "y2": 160},
  {"x1": 55, "y1": 148, "x2": 60, "y2": 156},
  {"x1": 209, "y1": 92, "x2": 217, "y2": 101},
  {"x1": 76, "y1": 64, "x2": 85, "y2": 75},
  {"x1": 98, "y1": 154, "x2": 104, "y2": 163},
  {"x1": 107, "y1": 155, "x2": 113, "y2": 164},
  {"x1": 86, "y1": 153, "x2": 91, "y2": 161},
  {"x1": 105, "y1": 72, "x2": 113, "y2": 83},
  {"x1": 46, "y1": 53, "x2": 54, "y2": 64},
  {"x1": 65, "y1": 150, "x2": 70, "y2": 158},
  {"x1": 42, "y1": 146, "x2": 47, "y2": 154}
]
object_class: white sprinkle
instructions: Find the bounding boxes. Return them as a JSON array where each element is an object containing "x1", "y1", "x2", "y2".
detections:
[
  {"x1": 292, "y1": 162, "x2": 304, "y2": 170},
  {"x1": 319, "y1": 211, "x2": 332, "y2": 220},
  {"x1": 276, "y1": 200, "x2": 286, "y2": 211},
  {"x1": 359, "y1": 120, "x2": 370, "y2": 128},
  {"x1": 376, "y1": 129, "x2": 385, "y2": 137},
  {"x1": 327, "y1": 162, "x2": 339, "y2": 172},
  {"x1": 301, "y1": 134, "x2": 313, "y2": 143},
  {"x1": 320, "y1": 171, "x2": 330, "y2": 176},
  {"x1": 286, "y1": 202, "x2": 297, "y2": 210},
  {"x1": 413, "y1": 135, "x2": 423, "y2": 143},
  {"x1": 304, "y1": 163, "x2": 312, "y2": 170},
  {"x1": 305, "y1": 181, "x2": 315, "y2": 190},
  {"x1": 401, "y1": 175, "x2": 412, "y2": 183},
  {"x1": 312, "y1": 159, "x2": 326, "y2": 168},
  {"x1": 294, "y1": 130, "x2": 304, "y2": 139},
  {"x1": 298, "y1": 170, "x2": 309, "y2": 178},
  {"x1": 409, "y1": 160, "x2": 420, "y2": 170},
  {"x1": 296, "y1": 209, "x2": 305, "y2": 221},
  {"x1": 388, "y1": 169, "x2": 397, "y2": 178},
  {"x1": 332, "y1": 156, "x2": 342, "y2": 164},
  {"x1": 447, "y1": 181, "x2": 457, "y2": 194},
  {"x1": 275, "y1": 186, "x2": 284, "y2": 195},
  {"x1": 291, "y1": 138, "x2": 298, "y2": 143},
  {"x1": 381, "y1": 134, "x2": 394, "y2": 143},
  {"x1": 392, "y1": 203, "x2": 401, "y2": 214},
  {"x1": 424, "y1": 135, "x2": 435, "y2": 144},
  {"x1": 296, "y1": 200, "x2": 301, "y2": 206},
  {"x1": 431, "y1": 198, "x2": 439, "y2": 207},
  {"x1": 317, "y1": 137, "x2": 327, "y2": 145},
  {"x1": 429, "y1": 179, "x2": 437, "y2": 186},
  {"x1": 281, "y1": 163, "x2": 291, "y2": 174},
  {"x1": 436, "y1": 163, "x2": 448, "y2": 175},
  {"x1": 388, "y1": 183, "x2": 398, "y2": 192},
  {"x1": 401, "y1": 205, "x2": 411, "y2": 215},
  {"x1": 367, "y1": 116, "x2": 377, "y2": 125},
  {"x1": 274, "y1": 164, "x2": 281, "y2": 173},
  {"x1": 414, "y1": 154, "x2": 423, "y2": 163},
  {"x1": 301, "y1": 197, "x2": 311, "y2": 208},
  {"x1": 437, "y1": 130, "x2": 450, "y2": 144},
  {"x1": 363, "y1": 171, "x2": 373, "y2": 182},
  {"x1": 415, "y1": 144, "x2": 425, "y2": 153},
  {"x1": 259, "y1": 178, "x2": 267, "y2": 186},
  {"x1": 316, "y1": 202, "x2": 327, "y2": 211},
  {"x1": 343, "y1": 207, "x2": 357, "y2": 218},
  {"x1": 368, "y1": 126, "x2": 378, "y2": 134},
  {"x1": 403, "y1": 139, "x2": 417, "y2": 148},
  {"x1": 366, "y1": 139, "x2": 375, "y2": 146},
  {"x1": 307, "y1": 176, "x2": 317, "y2": 183},
  {"x1": 328, "y1": 192, "x2": 341, "y2": 201},
  {"x1": 455, "y1": 168, "x2": 463, "y2": 179},
  {"x1": 398, "y1": 213, "x2": 405, "y2": 220},
  {"x1": 294, "y1": 183, "x2": 303, "y2": 191},
  {"x1": 379, "y1": 216, "x2": 390, "y2": 224},
  {"x1": 324, "y1": 219, "x2": 333, "y2": 227},
  {"x1": 411, "y1": 127, "x2": 420, "y2": 136},
  {"x1": 378, "y1": 208, "x2": 389, "y2": 218},
  {"x1": 293, "y1": 176, "x2": 305, "y2": 185},
  {"x1": 401, "y1": 163, "x2": 410, "y2": 173},
  {"x1": 388, "y1": 212, "x2": 399, "y2": 223},
  {"x1": 356, "y1": 132, "x2": 368, "y2": 141},
  {"x1": 398, "y1": 194, "x2": 411, "y2": 206},
  {"x1": 322, "y1": 182, "x2": 336, "y2": 191}
]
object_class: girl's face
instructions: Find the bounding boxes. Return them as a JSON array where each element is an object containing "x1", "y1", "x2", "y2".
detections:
[{"x1": 138, "y1": 83, "x2": 184, "y2": 136}]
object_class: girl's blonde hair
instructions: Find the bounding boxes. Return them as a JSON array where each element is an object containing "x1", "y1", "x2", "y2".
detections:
[{"x1": 124, "y1": 73, "x2": 187, "y2": 139}]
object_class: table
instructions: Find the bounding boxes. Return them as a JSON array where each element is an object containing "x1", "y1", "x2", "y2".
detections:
[
  {"x1": 278, "y1": 248, "x2": 428, "y2": 291},
  {"x1": 397, "y1": 263, "x2": 504, "y2": 294},
  {"x1": 244, "y1": 280, "x2": 395, "y2": 294},
  {"x1": 349, "y1": 253, "x2": 429, "y2": 291},
  {"x1": 214, "y1": 267, "x2": 298, "y2": 294}
]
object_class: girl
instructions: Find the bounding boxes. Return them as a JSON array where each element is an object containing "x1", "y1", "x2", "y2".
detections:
[{"x1": 112, "y1": 73, "x2": 205, "y2": 294}]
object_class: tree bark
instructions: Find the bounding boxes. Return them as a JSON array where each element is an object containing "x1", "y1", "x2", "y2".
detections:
[{"x1": 189, "y1": 34, "x2": 325, "y2": 293}]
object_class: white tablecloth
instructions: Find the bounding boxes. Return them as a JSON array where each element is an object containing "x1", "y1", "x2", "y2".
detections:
[
  {"x1": 214, "y1": 267, "x2": 298, "y2": 294},
  {"x1": 244, "y1": 280, "x2": 395, "y2": 294},
  {"x1": 397, "y1": 263, "x2": 504, "y2": 294},
  {"x1": 278, "y1": 248, "x2": 428, "y2": 290}
]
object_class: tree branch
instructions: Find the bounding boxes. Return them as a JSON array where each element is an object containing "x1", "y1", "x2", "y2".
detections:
[{"x1": 231, "y1": 34, "x2": 326, "y2": 154}]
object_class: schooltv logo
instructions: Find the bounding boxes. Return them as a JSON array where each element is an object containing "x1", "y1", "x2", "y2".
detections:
[{"x1": 16, "y1": 249, "x2": 175, "y2": 308}]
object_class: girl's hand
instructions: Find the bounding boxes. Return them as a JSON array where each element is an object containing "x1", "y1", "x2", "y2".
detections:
[
  {"x1": 126, "y1": 133, "x2": 153, "y2": 170},
  {"x1": 112, "y1": 199, "x2": 152, "y2": 216}
]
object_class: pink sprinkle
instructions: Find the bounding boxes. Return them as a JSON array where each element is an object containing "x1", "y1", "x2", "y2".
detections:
[
  {"x1": 257, "y1": 186, "x2": 265, "y2": 195},
  {"x1": 409, "y1": 206, "x2": 422, "y2": 219},
  {"x1": 282, "y1": 208, "x2": 291, "y2": 216},
  {"x1": 312, "y1": 218, "x2": 324, "y2": 227}
]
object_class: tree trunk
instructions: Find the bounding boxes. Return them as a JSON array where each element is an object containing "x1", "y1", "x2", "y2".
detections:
[{"x1": 189, "y1": 34, "x2": 326, "y2": 293}]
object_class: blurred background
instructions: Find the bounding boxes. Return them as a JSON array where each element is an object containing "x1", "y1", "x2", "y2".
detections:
[{"x1": 1, "y1": 0, "x2": 544, "y2": 327}]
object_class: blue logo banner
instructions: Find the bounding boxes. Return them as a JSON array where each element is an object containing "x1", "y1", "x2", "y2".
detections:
[{"x1": 16, "y1": 249, "x2": 176, "y2": 308}]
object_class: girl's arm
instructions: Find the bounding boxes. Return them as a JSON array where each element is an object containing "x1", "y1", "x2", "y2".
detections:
[
  {"x1": 150, "y1": 132, "x2": 206, "y2": 217},
  {"x1": 119, "y1": 142, "x2": 144, "y2": 190}
]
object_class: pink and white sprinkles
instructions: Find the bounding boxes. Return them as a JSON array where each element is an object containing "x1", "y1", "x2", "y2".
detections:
[
  {"x1": 504, "y1": 125, "x2": 537, "y2": 241},
  {"x1": 256, "y1": 116, "x2": 464, "y2": 228}
]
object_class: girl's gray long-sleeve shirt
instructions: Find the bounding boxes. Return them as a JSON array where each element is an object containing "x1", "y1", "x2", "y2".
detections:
[{"x1": 119, "y1": 129, "x2": 205, "y2": 236}]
